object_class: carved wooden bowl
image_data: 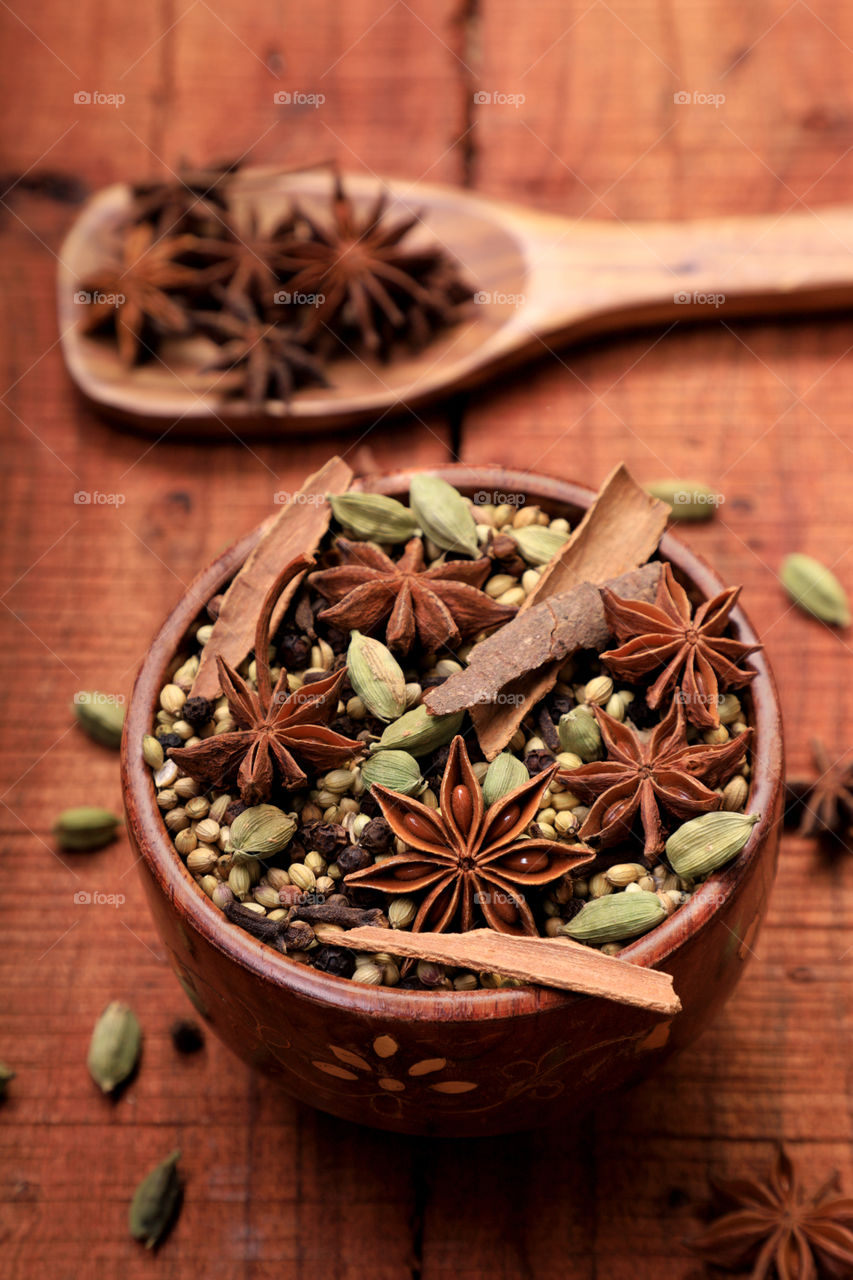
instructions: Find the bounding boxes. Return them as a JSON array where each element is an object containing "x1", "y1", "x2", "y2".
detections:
[{"x1": 120, "y1": 465, "x2": 783, "y2": 1136}]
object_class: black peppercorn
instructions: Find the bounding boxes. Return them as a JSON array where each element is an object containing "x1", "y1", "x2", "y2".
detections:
[
  {"x1": 312, "y1": 946, "x2": 356, "y2": 978},
  {"x1": 525, "y1": 749, "x2": 556, "y2": 776},
  {"x1": 360, "y1": 817, "x2": 393, "y2": 854},
  {"x1": 181, "y1": 695, "x2": 215, "y2": 728},
  {"x1": 278, "y1": 631, "x2": 311, "y2": 669},
  {"x1": 223, "y1": 799, "x2": 248, "y2": 826},
  {"x1": 160, "y1": 733, "x2": 184, "y2": 752},
  {"x1": 336, "y1": 844, "x2": 372, "y2": 875}
]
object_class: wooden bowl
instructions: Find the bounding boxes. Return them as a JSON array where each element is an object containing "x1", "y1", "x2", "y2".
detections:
[{"x1": 121, "y1": 466, "x2": 783, "y2": 1136}]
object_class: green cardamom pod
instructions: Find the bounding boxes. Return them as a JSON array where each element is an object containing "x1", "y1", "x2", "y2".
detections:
[
  {"x1": 665, "y1": 810, "x2": 760, "y2": 879},
  {"x1": 483, "y1": 752, "x2": 529, "y2": 805},
  {"x1": 361, "y1": 750, "x2": 424, "y2": 796},
  {"x1": 371, "y1": 704, "x2": 464, "y2": 757},
  {"x1": 781, "y1": 553, "x2": 850, "y2": 626},
  {"x1": 53, "y1": 806, "x2": 121, "y2": 852},
  {"x1": 409, "y1": 475, "x2": 480, "y2": 558},
  {"x1": 329, "y1": 492, "x2": 419, "y2": 543},
  {"x1": 129, "y1": 1149, "x2": 182, "y2": 1249},
  {"x1": 645, "y1": 480, "x2": 722, "y2": 521},
  {"x1": 142, "y1": 734, "x2": 164, "y2": 770},
  {"x1": 511, "y1": 526, "x2": 570, "y2": 566},
  {"x1": 230, "y1": 805, "x2": 296, "y2": 862},
  {"x1": 73, "y1": 692, "x2": 126, "y2": 749},
  {"x1": 87, "y1": 1001, "x2": 142, "y2": 1094},
  {"x1": 0, "y1": 1062, "x2": 15, "y2": 1099},
  {"x1": 565, "y1": 890, "x2": 668, "y2": 944},
  {"x1": 347, "y1": 631, "x2": 407, "y2": 722},
  {"x1": 558, "y1": 707, "x2": 602, "y2": 761}
]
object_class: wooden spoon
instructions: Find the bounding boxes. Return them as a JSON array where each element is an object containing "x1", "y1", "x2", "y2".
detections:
[{"x1": 57, "y1": 167, "x2": 853, "y2": 437}]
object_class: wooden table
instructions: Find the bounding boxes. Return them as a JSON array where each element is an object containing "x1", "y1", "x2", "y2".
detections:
[{"x1": 2, "y1": 3, "x2": 852, "y2": 1276}]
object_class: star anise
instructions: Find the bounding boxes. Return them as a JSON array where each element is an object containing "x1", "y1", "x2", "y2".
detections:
[
  {"x1": 794, "y1": 739, "x2": 853, "y2": 840},
  {"x1": 277, "y1": 175, "x2": 471, "y2": 357},
  {"x1": 191, "y1": 207, "x2": 298, "y2": 309},
  {"x1": 169, "y1": 555, "x2": 363, "y2": 802},
  {"x1": 560, "y1": 698, "x2": 751, "y2": 860},
  {"x1": 77, "y1": 223, "x2": 202, "y2": 365},
  {"x1": 600, "y1": 562, "x2": 761, "y2": 728},
  {"x1": 196, "y1": 293, "x2": 327, "y2": 410},
  {"x1": 131, "y1": 160, "x2": 239, "y2": 236},
  {"x1": 688, "y1": 1146, "x2": 853, "y2": 1279},
  {"x1": 345, "y1": 735, "x2": 593, "y2": 935},
  {"x1": 307, "y1": 537, "x2": 516, "y2": 655}
]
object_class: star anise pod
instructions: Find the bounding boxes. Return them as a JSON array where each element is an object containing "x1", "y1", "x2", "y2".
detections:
[
  {"x1": 307, "y1": 537, "x2": 516, "y2": 656},
  {"x1": 196, "y1": 293, "x2": 327, "y2": 410},
  {"x1": 169, "y1": 555, "x2": 363, "y2": 803},
  {"x1": 131, "y1": 160, "x2": 239, "y2": 236},
  {"x1": 345, "y1": 735, "x2": 593, "y2": 935},
  {"x1": 77, "y1": 223, "x2": 204, "y2": 365},
  {"x1": 560, "y1": 698, "x2": 751, "y2": 860},
  {"x1": 688, "y1": 1145, "x2": 853, "y2": 1279},
  {"x1": 600, "y1": 562, "x2": 761, "y2": 728},
  {"x1": 190, "y1": 207, "x2": 298, "y2": 309},
  {"x1": 793, "y1": 739, "x2": 853, "y2": 840},
  {"x1": 277, "y1": 175, "x2": 471, "y2": 358}
]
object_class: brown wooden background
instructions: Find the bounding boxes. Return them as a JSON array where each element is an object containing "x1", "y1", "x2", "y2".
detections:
[{"x1": 3, "y1": 2, "x2": 853, "y2": 1276}]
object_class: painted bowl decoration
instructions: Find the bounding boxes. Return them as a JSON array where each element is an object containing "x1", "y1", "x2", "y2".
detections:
[{"x1": 121, "y1": 464, "x2": 782, "y2": 1136}]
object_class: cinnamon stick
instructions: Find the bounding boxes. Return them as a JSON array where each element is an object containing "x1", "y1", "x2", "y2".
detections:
[
  {"x1": 192, "y1": 456, "x2": 353, "y2": 699},
  {"x1": 343, "y1": 926, "x2": 680, "y2": 1015}
]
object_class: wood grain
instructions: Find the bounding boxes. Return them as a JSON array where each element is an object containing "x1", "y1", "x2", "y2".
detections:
[{"x1": 2, "y1": 0, "x2": 852, "y2": 1276}]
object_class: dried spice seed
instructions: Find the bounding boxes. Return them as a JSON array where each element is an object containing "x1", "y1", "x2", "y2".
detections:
[
  {"x1": 781, "y1": 553, "x2": 850, "y2": 626},
  {"x1": 169, "y1": 1019, "x2": 205, "y2": 1055},
  {"x1": 329, "y1": 492, "x2": 419, "y2": 543},
  {"x1": 129, "y1": 1149, "x2": 182, "y2": 1249},
  {"x1": 54, "y1": 807, "x2": 121, "y2": 852},
  {"x1": 87, "y1": 1002, "x2": 142, "y2": 1094},
  {"x1": 73, "y1": 692, "x2": 125, "y2": 749},
  {"x1": 408, "y1": 474, "x2": 480, "y2": 558},
  {"x1": 665, "y1": 811, "x2": 759, "y2": 878}
]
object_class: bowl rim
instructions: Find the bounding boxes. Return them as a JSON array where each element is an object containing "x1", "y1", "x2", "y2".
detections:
[{"x1": 121, "y1": 464, "x2": 784, "y2": 1020}]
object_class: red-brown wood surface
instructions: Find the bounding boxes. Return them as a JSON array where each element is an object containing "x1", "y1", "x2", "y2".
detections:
[{"x1": 1, "y1": 3, "x2": 851, "y2": 1277}]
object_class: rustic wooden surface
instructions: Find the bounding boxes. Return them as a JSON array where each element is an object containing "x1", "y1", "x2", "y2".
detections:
[{"x1": 2, "y1": 2, "x2": 852, "y2": 1276}]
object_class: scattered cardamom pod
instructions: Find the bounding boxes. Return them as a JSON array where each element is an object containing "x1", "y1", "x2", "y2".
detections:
[
  {"x1": 347, "y1": 631, "x2": 407, "y2": 722},
  {"x1": 666, "y1": 810, "x2": 760, "y2": 878},
  {"x1": 87, "y1": 1001, "x2": 142, "y2": 1094},
  {"x1": 0, "y1": 1062, "x2": 15, "y2": 1099},
  {"x1": 510, "y1": 525, "x2": 570, "y2": 566},
  {"x1": 564, "y1": 890, "x2": 668, "y2": 944},
  {"x1": 73, "y1": 692, "x2": 126, "y2": 749},
  {"x1": 781, "y1": 553, "x2": 850, "y2": 626},
  {"x1": 409, "y1": 474, "x2": 480, "y2": 558},
  {"x1": 483, "y1": 752, "x2": 529, "y2": 805},
  {"x1": 558, "y1": 707, "x2": 602, "y2": 761},
  {"x1": 54, "y1": 806, "x2": 121, "y2": 852},
  {"x1": 645, "y1": 480, "x2": 721, "y2": 521},
  {"x1": 329, "y1": 492, "x2": 419, "y2": 543},
  {"x1": 142, "y1": 734, "x2": 164, "y2": 770},
  {"x1": 129, "y1": 1149, "x2": 182, "y2": 1249},
  {"x1": 361, "y1": 750, "x2": 424, "y2": 796},
  {"x1": 230, "y1": 805, "x2": 296, "y2": 861},
  {"x1": 371, "y1": 704, "x2": 464, "y2": 757}
]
